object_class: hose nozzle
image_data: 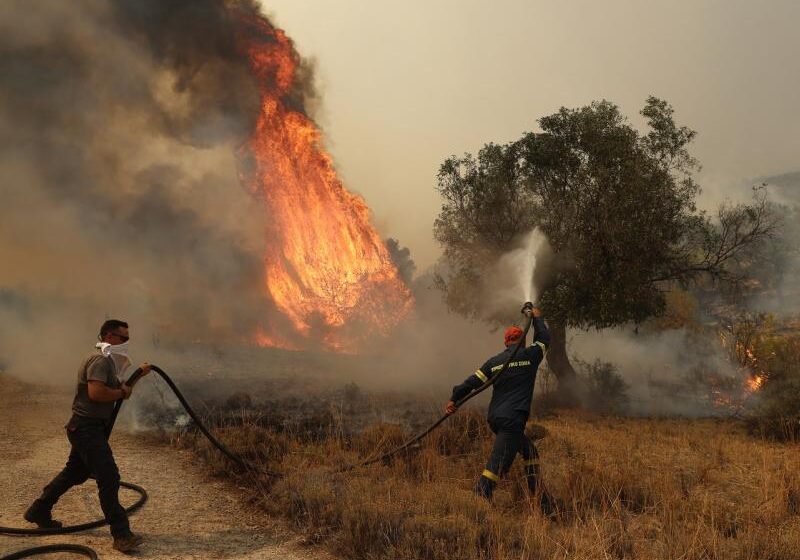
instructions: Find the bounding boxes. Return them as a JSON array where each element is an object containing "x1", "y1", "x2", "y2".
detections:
[{"x1": 521, "y1": 301, "x2": 534, "y2": 314}]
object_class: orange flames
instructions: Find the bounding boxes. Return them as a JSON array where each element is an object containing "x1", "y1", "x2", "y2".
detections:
[
  {"x1": 235, "y1": 12, "x2": 412, "y2": 351},
  {"x1": 715, "y1": 330, "x2": 768, "y2": 412},
  {"x1": 744, "y1": 374, "x2": 765, "y2": 393}
]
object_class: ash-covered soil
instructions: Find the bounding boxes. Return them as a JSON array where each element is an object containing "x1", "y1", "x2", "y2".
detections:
[{"x1": 0, "y1": 373, "x2": 337, "y2": 560}]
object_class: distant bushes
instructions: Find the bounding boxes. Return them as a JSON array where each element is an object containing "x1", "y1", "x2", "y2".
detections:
[
  {"x1": 537, "y1": 359, "x2": 631, "y2": 415},
  {"x1": 577, "y1": 359, "x2": 631, "y2": 415},
  {"x1": 533, "y1": 359, "x2": 631, "y2": 416}
]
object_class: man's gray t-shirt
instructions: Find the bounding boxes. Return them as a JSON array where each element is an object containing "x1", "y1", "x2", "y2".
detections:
[{"x1": 71, "y1": 351, "x2": 122, "y2": 420}]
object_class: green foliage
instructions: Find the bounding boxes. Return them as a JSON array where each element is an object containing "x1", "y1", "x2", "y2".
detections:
[
  {"x1": 434, "y1": 142, "x2": 538, "y2": 321},
  {"x1": 434, "y1": 97, "x2": 778, "y2": 331},
  {"x1": 720, "y1": 313, "x2": 800, "y2": 440}
]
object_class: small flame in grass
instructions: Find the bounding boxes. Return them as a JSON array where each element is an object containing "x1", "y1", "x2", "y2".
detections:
[
  {"x1": 745, "y1": 374, "x2": 765, "y2": 393},
  {"x1": 715, "y1": 329, "x2": 769, "y2": 413}
]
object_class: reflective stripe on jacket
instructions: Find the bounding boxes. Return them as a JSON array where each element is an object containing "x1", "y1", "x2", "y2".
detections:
[{"x1": 450, "y1": 317, "x2": 550, "y2": 422}]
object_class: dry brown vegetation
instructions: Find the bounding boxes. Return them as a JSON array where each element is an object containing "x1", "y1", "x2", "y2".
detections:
[{"x1": 171, "y1": 405, "x2": 800, "y2": 560}]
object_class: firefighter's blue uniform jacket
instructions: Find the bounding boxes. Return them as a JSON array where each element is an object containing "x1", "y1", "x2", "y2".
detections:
[{"x1": 450, "y1": 316, "x2": 551, "y2": 500}]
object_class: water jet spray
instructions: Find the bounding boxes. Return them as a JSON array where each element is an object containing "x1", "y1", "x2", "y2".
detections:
[{"x1": 494, "y1": 229, "x2": 545, "y2": 311}]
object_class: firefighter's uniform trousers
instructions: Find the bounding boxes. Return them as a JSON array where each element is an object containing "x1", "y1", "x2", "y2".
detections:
[{"x1": 475, "y1": 413, "x2": 545, "y2": 501}]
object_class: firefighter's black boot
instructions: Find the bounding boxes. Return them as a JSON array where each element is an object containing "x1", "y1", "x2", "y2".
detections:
[
  {"x1": 24, "y1": 499, "x2": 63, "y2": 529},
  {"x1": 475, "y1": 470, "x2": 499, "y2": 500},
  {"x1": 524, "y1": 459, "x2": 541, "y2": 494},
  {"x1": 539, "y1": 489, "x2": 556, "y2": 517},
  {"x1": 524, "y1": 461, "x2": 555, "y2": 516}
]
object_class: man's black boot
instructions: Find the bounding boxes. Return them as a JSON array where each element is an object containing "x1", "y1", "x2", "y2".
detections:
[
  {"x1": 525, "y1": 466, "x2": 557, "y2": 518},
  {"x1": 113, "y1": 533, "x2": 144, "y2": 552},
  {"x1": 474, "y1": 471, "x2": 497, "y2": 501},
  {"x1": 23, "y1": 500, "x2": 63, "y2": 529},
  {"x1": 539, "y1": 491, "x2": 557, "y2": 518}
]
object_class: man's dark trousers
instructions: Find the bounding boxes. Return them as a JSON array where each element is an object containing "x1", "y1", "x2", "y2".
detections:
[{"x1": 32, "y1": 417, "x2": 131, "y2": 538}]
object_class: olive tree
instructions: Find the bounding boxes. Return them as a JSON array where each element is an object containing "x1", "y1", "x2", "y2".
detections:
[{"x1": 434, "y1": 97, "x2": 779, "y2": 403}]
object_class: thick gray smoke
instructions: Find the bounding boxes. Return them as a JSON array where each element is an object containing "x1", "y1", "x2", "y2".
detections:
[
  {"x1": 0, "y1": 0, "x2": 301, "y2": 382},
  {"x1": 754, "y1": 173, "x2": 800, "y2": 314},
  {"x1": 567, "y1": 327, "x2": 735, "y2": 416}
]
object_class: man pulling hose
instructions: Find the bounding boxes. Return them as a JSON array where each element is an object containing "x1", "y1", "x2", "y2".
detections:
[
  {"x1": 445, "y1": 303, "x2": 554, "y2": 512},
  {"x1": 23, "y1": 319, "x2": 151, "y2": 553}
]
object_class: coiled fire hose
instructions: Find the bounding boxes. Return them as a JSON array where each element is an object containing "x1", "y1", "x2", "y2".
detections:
[{"x1": 1, "y1": 310, "x2": 535, "y2": 558}]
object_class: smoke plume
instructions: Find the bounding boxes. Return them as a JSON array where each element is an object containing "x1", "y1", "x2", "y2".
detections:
[{"x1": 0, "y1": 0, "x2": 308, "y2": 381}]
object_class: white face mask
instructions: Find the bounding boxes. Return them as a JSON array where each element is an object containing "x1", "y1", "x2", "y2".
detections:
[{"x1": 96, "y1": 341, "x2": 132, "y2": 377}]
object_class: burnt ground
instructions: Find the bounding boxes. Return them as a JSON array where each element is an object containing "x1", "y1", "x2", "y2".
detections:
[{"x1": 0, "y1": 373, "x2": 336, "y2": 560}]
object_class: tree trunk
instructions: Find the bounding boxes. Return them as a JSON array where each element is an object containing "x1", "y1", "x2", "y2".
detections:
[{"x1": 545, "y1": 321, "x2": 581, "y2": 406}]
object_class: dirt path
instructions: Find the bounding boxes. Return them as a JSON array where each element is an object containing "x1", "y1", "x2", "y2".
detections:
[{"x1": 0, "y1": 374, "x2": 335, "y2": 559}]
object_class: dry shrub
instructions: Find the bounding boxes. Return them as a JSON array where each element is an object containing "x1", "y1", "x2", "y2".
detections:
[
  {"x1": 428, "y1": 409, "x2": 489, "y2": 456},
  {"x1": 269, "y1": 470, "x2": 340, "y2": 541},
  {"x1": 172, "y1": 422, "x2": 289, "y2": 475},
  {"x1": 338, "y1": 491, "x2": 407, "y2": 557},
  {"x1": 397, "y1": 513, "x2": 486, "y2": 559},
  {"x1": 349, "y1": 422, "x2": 408, "y2": 456}
]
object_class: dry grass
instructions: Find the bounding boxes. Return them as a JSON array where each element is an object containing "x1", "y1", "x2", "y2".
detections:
[{"x1": 173, "y1": 407, "x2": 800, "y2": 560}]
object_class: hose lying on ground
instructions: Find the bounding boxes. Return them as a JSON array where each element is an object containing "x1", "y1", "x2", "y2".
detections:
[
  {"x1": 0, "y1": 544, "x2": 100, "y2": 560},
  {"x1": 1, "y1": 315, "x2": 537, "y2": 558},
  {"x1": 0, "y1": 482, "x2": 147, "y2": 537},
  {"x1": 340, "y1": 314, "x2": 534, "y2": 471}
]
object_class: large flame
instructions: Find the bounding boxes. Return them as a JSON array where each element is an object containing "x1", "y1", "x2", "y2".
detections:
[{"x1": 235, "y1": 12, "x2": 412, "y2": 351}]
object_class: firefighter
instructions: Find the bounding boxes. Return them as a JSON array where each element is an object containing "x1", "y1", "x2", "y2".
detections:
[
  {"x1": 23, "y1": 319, "x2": 151, "y2": 553},
  {"x1": 445, "y1": 303, "x2": 554, "y2": 511}
]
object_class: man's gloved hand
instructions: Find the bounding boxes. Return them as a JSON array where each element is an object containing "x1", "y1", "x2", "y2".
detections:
[
  {"x1": 521, "y1": 302, "x2": 541, "y2": 318},
  {"x1": 444, "y1": 401, "x2": 458, "y2": 415}
]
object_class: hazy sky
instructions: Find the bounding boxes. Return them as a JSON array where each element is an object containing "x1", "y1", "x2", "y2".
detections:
[{"x1": 262, "y1": 0, "x2": 800, "y2": 270}]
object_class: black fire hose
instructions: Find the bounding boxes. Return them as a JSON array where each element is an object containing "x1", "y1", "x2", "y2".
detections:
[
  {"x1": 109, "y1": 365, "x2": 250, "y2": 471},
  {"x1": 0, "y1": 545, "x2": 99, "y2": 560},
  {"x1": 340, "y1": 313, "x2": 534, "y2": 470}
]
